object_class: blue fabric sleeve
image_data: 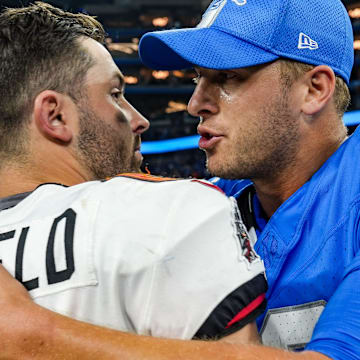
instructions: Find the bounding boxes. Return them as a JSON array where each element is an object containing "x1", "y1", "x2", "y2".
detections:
[{"x1": 305, "y1": 257, "x2": 360, "y2": 360}]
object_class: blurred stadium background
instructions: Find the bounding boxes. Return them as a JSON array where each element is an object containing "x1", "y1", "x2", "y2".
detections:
[{"x1": 1, "y1": 0, "x2": 360, "y2": 178}]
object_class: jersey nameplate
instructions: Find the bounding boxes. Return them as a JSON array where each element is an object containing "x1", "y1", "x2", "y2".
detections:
[
  {"x1": 260, "y1": 300, "x2": 326, "y2": 350},
  {"x1": 0, "y1": 199, "x2": 98, "y2": 298}
]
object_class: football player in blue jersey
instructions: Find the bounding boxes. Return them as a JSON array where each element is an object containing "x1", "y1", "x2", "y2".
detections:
[
  {"x1": 0, "y1": 1, "x2": 269, "y2": 357},
  {"x1": 139, "y1": 0, "x2": 358, "y2": 358},
  {"x1": 0, "y1": 0, "x2": 358, "y2": 359}
]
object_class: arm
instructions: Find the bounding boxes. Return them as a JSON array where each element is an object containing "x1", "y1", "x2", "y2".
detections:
[
  {"x1": 305, "y1": 256, "x2": 360, "y2": 360},
  {"x1": 0, "y1": 265, "x2": 329, "y2": 360}
]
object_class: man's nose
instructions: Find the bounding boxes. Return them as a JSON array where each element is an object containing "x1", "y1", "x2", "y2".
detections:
[
  {"x1": 127, "y1": 102, "x2": 150, "y2": 134},
  {"x1": 187, "y1": 79, "x2": 219, "y2": 119}
]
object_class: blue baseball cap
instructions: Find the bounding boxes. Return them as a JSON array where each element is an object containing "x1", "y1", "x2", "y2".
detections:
[{"x1": 139, "y1": 0, "x2": 354, "y2": 84}]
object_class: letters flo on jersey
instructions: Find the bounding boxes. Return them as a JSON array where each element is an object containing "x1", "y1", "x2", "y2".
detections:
[
  {"x1": 0, "y1": 198, "x2": 98, "y2": 296},
  {"x1": 0, "y1": 178, "x2": 266, "y2": 340}
]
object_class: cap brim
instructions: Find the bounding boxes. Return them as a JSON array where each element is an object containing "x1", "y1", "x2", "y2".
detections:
[{"x1": 139, "y1": 27, "x2": 279, "y2": 70}]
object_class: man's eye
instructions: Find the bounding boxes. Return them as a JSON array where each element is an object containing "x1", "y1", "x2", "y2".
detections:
[
  {"x1": 218, "y1": 72, "x2": 237, "y2": 82},
  {"x1": 112, "y1": 91, "x2": 123, "y2": 100}
]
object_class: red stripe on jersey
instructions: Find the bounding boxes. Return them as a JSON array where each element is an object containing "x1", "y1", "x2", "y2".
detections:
[
  {"x1": 225, "y1": 293, "x2": 266, "y2": 329},
  {"x1": 190, "y1": 179, "x2": 225, "y2": 194}
]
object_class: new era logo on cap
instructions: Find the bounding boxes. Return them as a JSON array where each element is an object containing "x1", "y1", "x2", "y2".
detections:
[{"x1": 298, "y1": 33, "x2": 319, "y2": 50}]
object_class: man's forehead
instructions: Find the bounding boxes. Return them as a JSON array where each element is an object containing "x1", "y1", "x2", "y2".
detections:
[
  {"x1": 81, "y1": 37, "x2": 116, "y2": 69},
  {"x1": 80, "y1": 37, "x2": 124, "y2": 84}
]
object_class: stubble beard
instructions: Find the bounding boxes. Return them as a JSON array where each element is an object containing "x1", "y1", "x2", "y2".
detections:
[
  {"x1": 206, "y1": 88, "x2": 300, "y2": 181},
  {"x1": 76, "y1": 104, "x2": 140, "y2": 180}
]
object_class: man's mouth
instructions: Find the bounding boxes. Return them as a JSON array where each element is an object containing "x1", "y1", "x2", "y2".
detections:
[{"x1": 198, "y1": 127, "x2": 223, "y2": 150}]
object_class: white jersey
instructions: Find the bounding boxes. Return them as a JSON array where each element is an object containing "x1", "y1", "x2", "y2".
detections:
[{"x1": 0, "y1": 174, "x2": 267, "y2": 339}]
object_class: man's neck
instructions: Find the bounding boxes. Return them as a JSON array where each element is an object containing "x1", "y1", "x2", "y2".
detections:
[
  {"x1": 253, "y1": 133, "x2": 347, "y2": 218},
  {"x1": 0, "y1": 156, "x2": 91, "y2": 199}
]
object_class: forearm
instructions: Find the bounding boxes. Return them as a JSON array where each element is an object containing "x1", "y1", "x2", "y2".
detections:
[
  {"x1": 2, "y1": 303, "x2": 139, "y2": 360},
  {"x1": 0, "y1": 266, "x2": 329, "y2": 360},
  {"x1": 3, "y1": 303, "x2": 329, "y2": 360}
]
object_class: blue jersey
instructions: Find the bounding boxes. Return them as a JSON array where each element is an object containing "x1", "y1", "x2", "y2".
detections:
[{"x1": 212, "y1": 127, "x2": 360, "y2": 360}]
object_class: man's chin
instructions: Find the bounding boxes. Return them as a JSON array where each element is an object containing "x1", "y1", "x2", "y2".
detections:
[
  {"x1": 206, "y1": 158, "x2": 223, "y2": 178},
  {"x1": 134, "y1": 150, "x2": 143, "y2": 165},
  {"x1": 128, "y1": 155, "x2": 143, "y2": 173},
  {"x1": 206, "y1": 159, "x2": 241, "y2": 180}
]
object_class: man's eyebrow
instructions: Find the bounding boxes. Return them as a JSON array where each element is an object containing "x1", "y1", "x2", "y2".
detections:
[{"x1": 113, "y1": 73, "x2": 125, "y2": 89}]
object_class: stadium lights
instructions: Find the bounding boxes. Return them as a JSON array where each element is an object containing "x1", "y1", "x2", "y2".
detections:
[
  {"x1": 349, "y1": 8, "x2": 360, "y2": 18},
  {"x1": 152, "y1": 70, "x2": 170, "y2": 80},
  {"x1": 165, "y1": 101, "x2": 188, "y2": 113},
  {"x1": 142, "y1": 135, "x2": 200, "y2": 154},
  {"x1": 124, "y1": 76, "x2": 139, "y2": 84},
  {"x1": 106, "y1": 38, "x2": 138, "y2": 54},
  {"x1": 152, "y1": 17, "x2": 169, "y2": 27},
  {"x1": 173, "y1": 70, "x2": 185, "y2": 78}
]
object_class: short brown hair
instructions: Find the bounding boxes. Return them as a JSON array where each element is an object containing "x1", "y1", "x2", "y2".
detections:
[
  {"x1": 0, "y1": 1, "x2": 106, "y2": 161},
  {"x1": 279, "y1": 59, "x2": 351, "y2": 118}
]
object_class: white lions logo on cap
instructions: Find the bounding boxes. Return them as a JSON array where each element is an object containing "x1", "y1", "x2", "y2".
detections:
[
  {"x1": 198, "y1": 0, "x2": 247, "y2": 29},
  {"x1": 198, "y1": 0, "x2": 227, "y2": 28},
  {"x1": 209, "y1": 0, "x2": 226, "y2": 10},
  {"x1": 232, "y1": 0, "x2": 247, "y2": 5}
]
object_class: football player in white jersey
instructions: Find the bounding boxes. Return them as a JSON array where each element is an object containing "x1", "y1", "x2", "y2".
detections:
[{"x1": 0, "y1": 2, "x2": 267, "y2": 357}]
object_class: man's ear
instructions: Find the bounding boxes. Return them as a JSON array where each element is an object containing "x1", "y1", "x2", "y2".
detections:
[
  {"x1": 301, "y1": 65, "x2": 336, "y2": 116},
  {"x1": 33, "y1": 90, "x2": 74, "y2": 143}
]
